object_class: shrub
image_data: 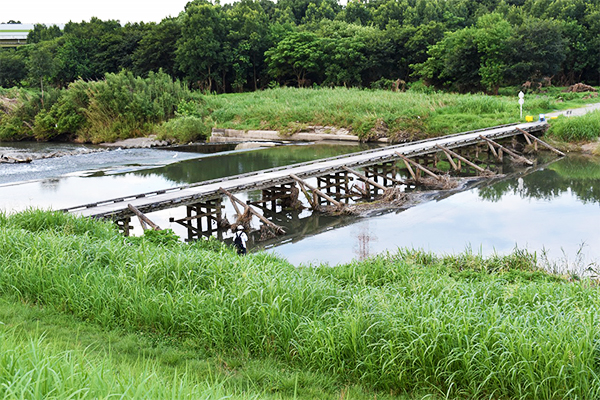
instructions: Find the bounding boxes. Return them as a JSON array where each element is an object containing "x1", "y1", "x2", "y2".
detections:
[{"x1": 155, "y1": 115, "x2": 211, "y2": 143}]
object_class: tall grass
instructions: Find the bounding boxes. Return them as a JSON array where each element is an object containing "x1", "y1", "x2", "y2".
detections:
[
  {"x1": 205, "y1": 87, "x2": 522, "y2": 139},
  {"x1": 0, "y1": 328, "x2": 260, "y2": 399},
  {"x1": 0, "y1": 71, "x2": 208, "y2": 143},
  {"x1": 1, "y1": 211, "x2": 600, "y2": 398},
  {"x1": 549, "y1": 111, "x2": 600, "y2": 142}
]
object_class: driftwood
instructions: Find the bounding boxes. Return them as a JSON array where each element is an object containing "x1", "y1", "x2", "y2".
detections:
[
  {"x1": 0, "y1": 155, "x2": 32, "y2": 164},
  {"x1": 395, "y1": 152, "x2": 441, "y2": 181},
  {"x1": 563, "y1": 83, "x2": 597, "y2": 93}
]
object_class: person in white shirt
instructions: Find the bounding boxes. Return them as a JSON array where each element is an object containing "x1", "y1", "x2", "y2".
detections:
[{"x1": 233, "y1": 225, "x2": 248, "y2": 255}]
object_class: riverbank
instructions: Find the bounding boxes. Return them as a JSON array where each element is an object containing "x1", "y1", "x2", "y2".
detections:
[
  {"x1": 1, "y1": 210, "x2": 599, "y2": 399},
  {"x1": 3, "y1": 84, "x2": 600, "y2": 147}
]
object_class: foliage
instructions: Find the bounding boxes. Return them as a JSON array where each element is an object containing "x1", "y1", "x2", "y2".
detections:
[
  {"x1": 0, "y1": 70, "x2": 203, "y2": 143},
  {"x1": 548, "y1": 111, "x2": 600, "y2": 142},
  {"x1": 3, "y1": 0, "x2": 598, "y2": 94},
  {"x1": 265, "y1": 31, "x2": 324, "y2": 87},
  {"x1": 26, "y1": 23, "x2": 63, "y2": 44},
  {"x1": 2, "y1": 211, "x2": 600, "y2": 399},
  {"x1": 0, "y1": 49, "x2": 27, "y2": 88},
  {"x1": 155, "y1": 115, "x2": 211, "y2": 144}
]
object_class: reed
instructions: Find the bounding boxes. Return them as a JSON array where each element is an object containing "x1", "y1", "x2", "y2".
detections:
[
  {"x1": 205, "y1": 87, "x2": 521, "y2": 139},
  {"x1": 1, "y1": 211, "x2": 600, "y2": 398},
  {"x1": 549, "y1": 110, "x2": 600, "y2": 142}
]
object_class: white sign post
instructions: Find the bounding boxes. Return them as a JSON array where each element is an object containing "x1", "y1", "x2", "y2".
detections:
[{"x1": 518, "y1": 91, "x2": 525, "y2": 119}]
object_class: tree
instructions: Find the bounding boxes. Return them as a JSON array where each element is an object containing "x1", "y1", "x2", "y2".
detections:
[
  {"x1": 342, "y1": 0, "x2": 373, "y2": 25},
  {"x1": 265, "y1": 31, "x2": 324, "y2": 86},
  {"x1": 475, "y1": 13, "x2": 512, "y2": 94},
  {"x1": 132, "y1": 18, "x2": 182, "y2": 78},
  {"x1": 96, "y1": 22, "x2": 149, "y2": 75},
  {"x1": 302, "y1": 0, "x2": 338, "y2": 24},
  {"x1": 27, "y1": 44, "x2": 57, "y2": 107},
  {"x1": 55, "y1": 18, "x2": 124, "y2": 84},
  {"x1": 504, "y1": 18, "x2": 565, "y2": 85},
  {"x1": 226, "y1": 0, "x2": 270, "y2": 91},
  {"x1": 0, "y1": 49, "x2": 27, "y2": 88},
  {"x1": 176, "y1": 2, "x2": 227, "y2": 91},
  {"x1": 317, "y1": 22, "x2": 369, "y2": 86},
  {"x1": 387, "y1": 21, "x2": 445, "y2": 82},
  {"x1": 28, "y1": 24, "x2": 63, "y2": 44}
]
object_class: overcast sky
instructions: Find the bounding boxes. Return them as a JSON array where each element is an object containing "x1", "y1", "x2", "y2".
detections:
[{"x1": 3, "y1": 0, "x2": 193, "y2": 25}]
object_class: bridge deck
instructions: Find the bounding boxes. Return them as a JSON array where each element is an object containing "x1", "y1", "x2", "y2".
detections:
[{"x1": 66, "y1": 122, "x2": 547, "y2": 220}]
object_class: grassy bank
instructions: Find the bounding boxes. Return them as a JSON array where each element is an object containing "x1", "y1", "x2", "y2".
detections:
[
  {"x1": 2, "y1": 81, "x2": 598, "y2": 144},
  {"x1": 1, "y1": 210, "x2": 600, "y2": 399},
  {"x1": 548, "y1": 110, "x2": 600, "y2": 142},
  {"x1": 205, "y1": 87, "x2": 596, "y2": 140}
]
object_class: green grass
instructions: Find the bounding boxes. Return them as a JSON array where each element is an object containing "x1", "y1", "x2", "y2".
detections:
[
  {"x1": 0, "y1": 324, "x2": 238, "y2": 399},
  {"x1": 0, "y1": 299, "x2": 390, "y2": 400},
  {"x1": 548, "y1": 110, "x2": 600, "y2": 142},
  {"x1": 1, "y1": 210, "x2": 600, "y2": 398},
  {"x1": 205, "y1": 87, "x2": 519, "y2": 139},
  {"x1": 3, "y1": 84, "x2": 599, "y2": 143},
  {"x1": 206, "y1": 87, "x2": 599, "y2": 141}
]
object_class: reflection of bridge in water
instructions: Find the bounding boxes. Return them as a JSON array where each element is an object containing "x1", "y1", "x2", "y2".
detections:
[
  {"x1": 252, "y1": 156, "x2": 562, "y2": 256},
  {"x1": 63, "y1": 122, "x2": 559, "y2": 239}
]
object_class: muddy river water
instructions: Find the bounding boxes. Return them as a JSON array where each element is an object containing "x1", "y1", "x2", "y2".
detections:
[{"x1": 1, "y1": 141, "x2": 599, "y2": 272}]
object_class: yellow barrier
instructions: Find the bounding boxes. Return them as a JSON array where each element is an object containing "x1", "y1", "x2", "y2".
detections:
[{"x1": 525, "y1": 115, "x2": 534, "y2": 122}]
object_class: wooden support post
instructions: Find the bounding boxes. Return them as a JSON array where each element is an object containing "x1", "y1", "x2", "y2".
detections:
[
  {"x1": 479, "y1": 135, "x2": 533, "y2": 165},
  {"x1": 297, "y1": 180, "x2": 317, "y2": 209},
  {"x1": 115, "y1": 217, "x2": 132, "y2": 237},
  {"x1": 402, "y1": 158, "x2": 417, "y2": 181},
  {"x1": 290, "y1": 174, "x2": 343, "y2": 209},
  {"x1": 169, "y1": 199, "x2": 224, "y2": 240},
  {"x1": 219, "y1": 188, "x2": 285, "y2": 235},
  {"x1": 342, "y1": 166, "x2": 387, "y2": 191},
  {"x1": 515, "y1": 127, "x2": 565, "y2": 156},
  {"x1": 440, "y1": 148, "x2": 460, "y2": 171},
  {"x1": 486, "y1": 141, "x2": 500, "y2": 160},
  {"x1": 368, "y1": 167, "x2": 404, "y2": 185},
  {"x1": 395, "y1": 152, "x2": 441, "y2": 180},
  {"x1": 228, "y1": 193, "x2": 243, "y2": 217},
  {"x1": 127, "y1": 204, "x2": 161, "y2": 230},
  {"x1": 522, "y1": 131, "x2": 533, "y2": 145},
  {"x1": 435, "y1": 145, "x2": 487, "y2": 173}
]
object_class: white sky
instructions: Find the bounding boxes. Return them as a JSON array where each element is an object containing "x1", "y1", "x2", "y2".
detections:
[{"x1": 2, "y1": 0, "x2": 194, "y2": 25}]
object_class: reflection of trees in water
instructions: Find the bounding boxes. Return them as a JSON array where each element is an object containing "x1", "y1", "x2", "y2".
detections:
[
  {"x1": 131, "y1": 144, "x2": 371, "y2": 184},
  {"x1": 479, "y1": 156, "x2": 600, "y2": 204}
]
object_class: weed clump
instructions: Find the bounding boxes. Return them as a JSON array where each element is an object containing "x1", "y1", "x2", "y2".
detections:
[{"x1": 549, "y1": 111, "x2": 600, "y2": 142}]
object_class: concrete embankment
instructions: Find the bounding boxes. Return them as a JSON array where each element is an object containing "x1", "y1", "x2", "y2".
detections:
[{"x1": 210, "y1": 127, "x2": 389, "y2": 143}]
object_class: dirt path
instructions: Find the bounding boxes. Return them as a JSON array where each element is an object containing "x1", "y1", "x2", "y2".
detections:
[{"x1": 546, "y1": 102, "x2": 600, "y2": 118}]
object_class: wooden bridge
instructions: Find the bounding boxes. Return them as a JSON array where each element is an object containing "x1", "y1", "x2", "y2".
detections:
[{"x1": 63, "y1": 121, "x2": 559, "y2": 237}]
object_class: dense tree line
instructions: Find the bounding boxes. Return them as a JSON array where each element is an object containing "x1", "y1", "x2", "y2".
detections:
[{"x1": 1, "y1": 0, "x2": 599, "y2": 94}]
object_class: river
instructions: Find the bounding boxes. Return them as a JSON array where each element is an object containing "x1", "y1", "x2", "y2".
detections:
[{"x1": 1, "y1": 141, "x2": 599, "y2": 272}]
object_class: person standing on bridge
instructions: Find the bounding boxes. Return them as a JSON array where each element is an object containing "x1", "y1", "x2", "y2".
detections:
[{"x1": 233, "y1": 225, "x2": 248, "y2": 255}]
